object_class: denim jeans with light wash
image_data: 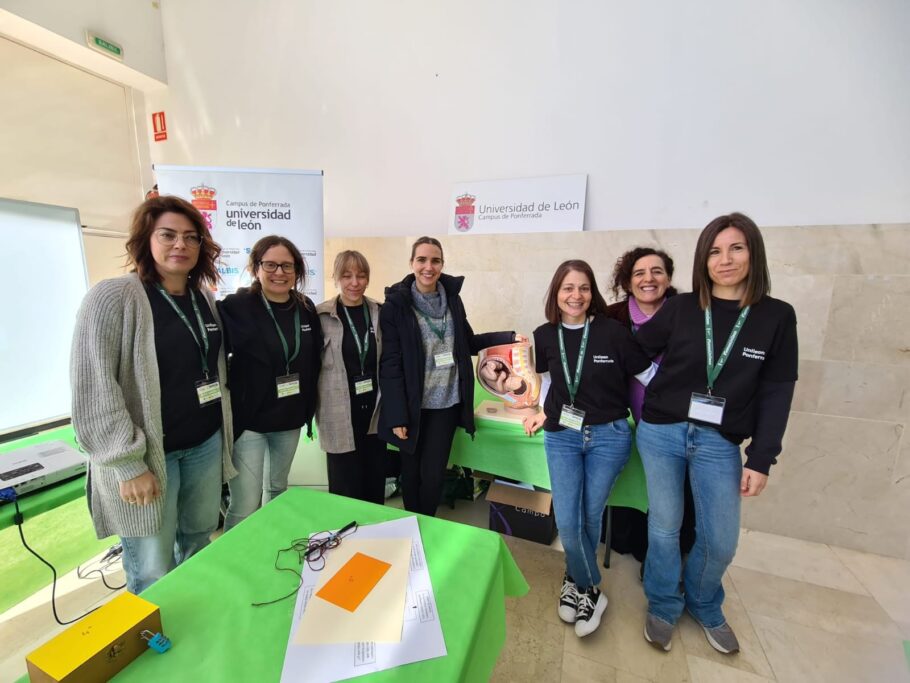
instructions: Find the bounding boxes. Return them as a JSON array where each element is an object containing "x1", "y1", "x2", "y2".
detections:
[
  {"x1": 637, "y1": 420, "x2": 742, "y2": 629},
  {"x1": 120, "y1": 429, "x2": 223, "y2": 594},
  {"x1": 223, "y1": 428, "x2": 301, "y2": 531},
  {"x1": 544, "y1": 419, "x2": 632, "y2": 591}
]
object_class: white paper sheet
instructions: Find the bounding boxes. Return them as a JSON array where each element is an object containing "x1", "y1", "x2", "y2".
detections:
[{"x1": 279, "y1": 516, "x2": 447, "y2": 682}]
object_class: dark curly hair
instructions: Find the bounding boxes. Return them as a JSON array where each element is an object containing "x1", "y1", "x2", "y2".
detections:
[
  {"x1": 125, "y1": 195, "x2": 221, "y2": 289},
  {"x1": 610, "y1": 247, "x2": 677, "y2": 301}
]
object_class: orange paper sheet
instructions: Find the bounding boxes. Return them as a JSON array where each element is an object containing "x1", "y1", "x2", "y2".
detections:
[{"x1": 315, "y1": 552, "x2": 391, "y2": 613}]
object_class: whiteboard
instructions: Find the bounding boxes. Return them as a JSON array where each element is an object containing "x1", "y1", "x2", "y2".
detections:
[{"x1": 0, "y1": 197, "x2": 89, "y2": 437}]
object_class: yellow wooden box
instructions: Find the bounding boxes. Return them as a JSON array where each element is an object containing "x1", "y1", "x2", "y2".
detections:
[{"x1": 26, "y1": 592, "x2": 162, "y2": 683}]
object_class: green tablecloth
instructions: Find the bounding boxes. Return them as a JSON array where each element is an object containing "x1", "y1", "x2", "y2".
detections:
[
  {"x1": 449, "y1": 381, "x2": 649, "y2": 514},
  {"x1": 0, "y1": 426, "x2": 87, "y2": 530},
  {"x1": 112, "y1": 488, "x2": 528, "y2": 682}
]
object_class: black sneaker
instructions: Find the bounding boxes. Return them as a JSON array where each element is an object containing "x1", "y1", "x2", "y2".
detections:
[
  {"x1": 574, "y1": 586, "x2": 608, "y2": 637},
  {"x1": 558, "y1": 574, "x2": 578, "y2": 623}
]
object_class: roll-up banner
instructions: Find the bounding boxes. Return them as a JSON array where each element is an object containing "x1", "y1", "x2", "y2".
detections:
[{"x1": 155, "y1": 165, "x2": 324, "y2": 301}]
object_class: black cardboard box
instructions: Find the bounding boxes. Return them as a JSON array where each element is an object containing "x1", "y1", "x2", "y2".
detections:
[{"x1": 485, "y1": 478, "x2": 557, "y2": 546}]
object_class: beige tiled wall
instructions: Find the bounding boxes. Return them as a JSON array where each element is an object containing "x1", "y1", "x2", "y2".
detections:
[{"x1": 324, "y1": 224, "x2": 910, "y2": 559}]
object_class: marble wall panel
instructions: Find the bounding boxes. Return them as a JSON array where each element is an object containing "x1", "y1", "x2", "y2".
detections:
[
  {"x1": 794, "y1": 359, "x2": 910, "y2": 423},
  {"x1": 742, "y1": 412, "x2": 909, "y2": 559},
  {"x1": 770, "y1": 274, "x2": 834, "y2": 360},
  {"x1": 822, "y1": 275, "x2": 910, "y2": 365},
  {"x1": 761, "y1": 224, "x2": 910, "y2": 276}
]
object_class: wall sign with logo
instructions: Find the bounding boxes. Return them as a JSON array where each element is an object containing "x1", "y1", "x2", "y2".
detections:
[
  {"x1": 155, "y1": 165, "x2": 325, "y2": 301},
  {"x1": 449, "y1": 174, "x2": 587, "y2": 235}
]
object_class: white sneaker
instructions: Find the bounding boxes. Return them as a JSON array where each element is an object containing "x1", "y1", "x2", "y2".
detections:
[
  {"x1": 574, "y1": 586, "x2": 608, "y2": 637},
  {"x1": 558, "y1": 574, "x2": 578, "y2": 623}
]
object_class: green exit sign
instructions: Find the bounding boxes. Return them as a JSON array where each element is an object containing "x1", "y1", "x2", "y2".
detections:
[{"x1": 85, "y1": 31, "x2": 124, "y2": 62}]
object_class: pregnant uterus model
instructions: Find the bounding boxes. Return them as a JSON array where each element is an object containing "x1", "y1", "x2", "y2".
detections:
[{"x1": 476, "y1": 342, "x2": 542, "y2": 416}]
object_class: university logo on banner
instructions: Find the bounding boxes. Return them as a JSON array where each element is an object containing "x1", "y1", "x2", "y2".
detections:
[
  {"x1": 454, "y1": 194, "x2": 476, "y2": 232},
  {"x1": 191, "y1": 184, "x2": 218, "y2": 231}
]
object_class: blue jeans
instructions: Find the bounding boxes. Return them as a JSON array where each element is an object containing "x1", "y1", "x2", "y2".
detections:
[
  {"x1": 120, "y1": 429, "x2": 223, "y2": 594},
  {"x1": 223, "y1": 428, "x2": 300, "y2": 531},
  {"x1": 637, "y1": 420, "x2": 742, "y2": 628},
  {"x1": 544, "y1": 419, "x2": 632, "y2": 590}
]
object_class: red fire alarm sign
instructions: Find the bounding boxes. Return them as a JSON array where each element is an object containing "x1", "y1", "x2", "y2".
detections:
[{"x1": 152, "y1": 112, "x2": 167, "y2": 142}]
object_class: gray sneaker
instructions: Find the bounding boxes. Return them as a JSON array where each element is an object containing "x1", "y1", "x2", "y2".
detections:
[
  {"x1": 700, "y1": 621, "x2": 740, "y2": 654},
  {"x1": 643, "y1": 613, "x2": 673, "y2": 652}
]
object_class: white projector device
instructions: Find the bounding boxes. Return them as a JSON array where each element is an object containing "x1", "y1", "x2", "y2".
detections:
[{"x1": 0, "y1": 440, "x2": 87, "y2": 497}]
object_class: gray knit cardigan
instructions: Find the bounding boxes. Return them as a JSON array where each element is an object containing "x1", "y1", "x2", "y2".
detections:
[
  {"x1": 314, "y1": 296, "x2": 383, "y2": 453},
  {"x1": 70, "y1": 273, "x2": 237, "y2": 539}
]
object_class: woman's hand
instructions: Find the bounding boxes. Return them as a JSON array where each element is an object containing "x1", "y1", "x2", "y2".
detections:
[
  {"x1": 514, "y1": 333, "x2": 528, "y2": 343},
  {"x1": 522, "y1": 411, "x2": 546, "y2": 436},
  {"x1": 120, "y1": 471, "x2": 160, "y2": 506},
  {"x1": 393, "y1": 426, "x2": 408, "y2": 440},
  {"x1": 741, "y1": 468, "x2": 768, "y2": 497}
]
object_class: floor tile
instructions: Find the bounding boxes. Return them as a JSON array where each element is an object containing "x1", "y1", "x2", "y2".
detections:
[
  {"x1": 730, "y1": 566, "x2": 903, "y2": 642},
  {"x1": 561, "y1": 652, "x2": 651, "y2": 682},
  {"x1": 677, "y1": 585, "x2": 775, "y2": 679},
  {"x1": 686, "y1": 654, "x2": 775, "y2": 683},
  {"x1": 831, "y1": 544, "x2": 910, "y2": 625},
  {"x1": 751, "y1": 613, "x2": 910, "y2": 683},
  {"x1": 490, "y1": 609, "x2": 564, "y2": 682},
  {"x1": 732, "y1": 529, "x2": 868, "y2": 595},
  {"x1": 562, "y1": 553, "x2": 690, "y2": 683},
  {"x1": 500, "y1": 535, "x2": 568, "y2": 626}
]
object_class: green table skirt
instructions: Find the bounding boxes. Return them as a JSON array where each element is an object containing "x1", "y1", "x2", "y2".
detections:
[
  {"x1": 114, "y1": 488, "x2": 528, "y2": 682},
  {"x1": 449, "y1": 381, "x2": 649, "y2": 513}
]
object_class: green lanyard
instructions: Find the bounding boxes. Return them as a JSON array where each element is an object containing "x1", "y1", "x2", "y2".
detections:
[
  {"x1": 705, "y1": 304, "x2": 750, "y2": 393},
  {"x1": 155, "y1": 284, "x2": 211, "y2": 379},
  {"x1": 260, "y1": 293, "x2": 301, "y2": 375},
  {"x1": 341, "y1": 301, "x2": 371, "y2": 375},
  {"x1": 412, "y1": 307, "x2": 447, "y2": 341},
  {"x1": 557, "y1": 318, "x2": 590, "y2": 407}
]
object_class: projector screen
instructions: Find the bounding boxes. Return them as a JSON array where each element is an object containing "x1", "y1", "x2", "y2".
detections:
[{"x1": 0, "y1": 197, "x2": 89, "y2": 438}]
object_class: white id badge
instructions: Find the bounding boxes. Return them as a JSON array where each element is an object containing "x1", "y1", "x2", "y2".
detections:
[
  {"x1": 195, "y1": 379, "x2": 222, "y2": 406},
  {"x1": 434, "y1": 351, "x2": 455, "y2": 368},
  {"x1": 688, "y1": 392, "x2": 726, "y2": 424},
  {"x1": 353, "y1": 375, "x2": 374, "y2": 395},
  {"x1": 276, "y1": 373, "x2": 301, "y2": 398},
  {"x1": 558, "y1": 405, "x2": 585, "y2": 431}
]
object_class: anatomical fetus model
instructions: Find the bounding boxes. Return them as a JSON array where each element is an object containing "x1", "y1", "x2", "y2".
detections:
[{"x1": 476, "y1": 342, "x2": 542, "y2": 416}]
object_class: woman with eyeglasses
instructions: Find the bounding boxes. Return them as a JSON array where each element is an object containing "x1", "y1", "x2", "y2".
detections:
[
  {"x1": 218, "y1": 235, "x2": 322, "y2": 531},
  {"x1": 71, "y1": 195, "x2": 235, "y2": 594}
]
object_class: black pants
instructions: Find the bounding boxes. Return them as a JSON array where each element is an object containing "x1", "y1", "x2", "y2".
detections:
[
  {"x1": 400, "y1": 405, "x2": 460, "y2": 516},
  {"x1": 326, "y1": 435, "x2": 388, "y2": 505},
  {"x1": 326, "y1": 391, "x2": 387, "y2": 505}
]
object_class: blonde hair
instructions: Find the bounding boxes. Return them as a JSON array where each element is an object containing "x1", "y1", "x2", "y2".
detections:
[{"x1": 332, "y1": 250, "x2": 371, "y2": 284}]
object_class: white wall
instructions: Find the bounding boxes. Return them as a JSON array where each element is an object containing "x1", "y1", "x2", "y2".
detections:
[
  {"x1": 0, "y1": 0, "x2": 166, "y2": 88},
  {"x1": 146, "y1": 0, "x2": 910, "y2": 237}
]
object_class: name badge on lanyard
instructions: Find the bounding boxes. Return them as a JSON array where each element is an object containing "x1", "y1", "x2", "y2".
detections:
[
  {"x1": 557, "y1": 319, "x2": 590, "y2": 432},
  {"x1": 156, "y1": 285, "x2": 221, "y2": 407},
  {"x1": 434, "y1": 351, "x2": 455, "y2": 368},
  {"x1": 690, "y1": 304, "x2": 750, "y2": 426},
  {"x1": 262, "y1": 294, "x2": 302, "y2": 400},
  {"x1": 353, "y1": 375, "x2": 374, "y2": 395},
  {"x1": 196, "y1": 378, "x2": 222, "y2": 406},
  {"x1": 277, "y1": 373, "x2": 301, "y2": 398}
]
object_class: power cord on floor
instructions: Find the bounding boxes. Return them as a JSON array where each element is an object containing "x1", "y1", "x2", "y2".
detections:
[{"x1": 1, "y1": 486, "x2": 122, "y2": 625}]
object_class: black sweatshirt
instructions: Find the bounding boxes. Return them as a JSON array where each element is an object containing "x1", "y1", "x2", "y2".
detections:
[
  {"x1": 339, "y1": 300, "x2": 379, "y2": 418},
  {"x1": 218, "y1": 289, "x2": 322, "y2": 437},
  {"x1": 146, "y1": 286, "x2": 222, "y2": 452},
  {"x1": 534, "y1": 316, "x2": 652, "y2": 431},
  {"x1": 635, "y1": 293, "x2": 798, "y2": 474}
]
